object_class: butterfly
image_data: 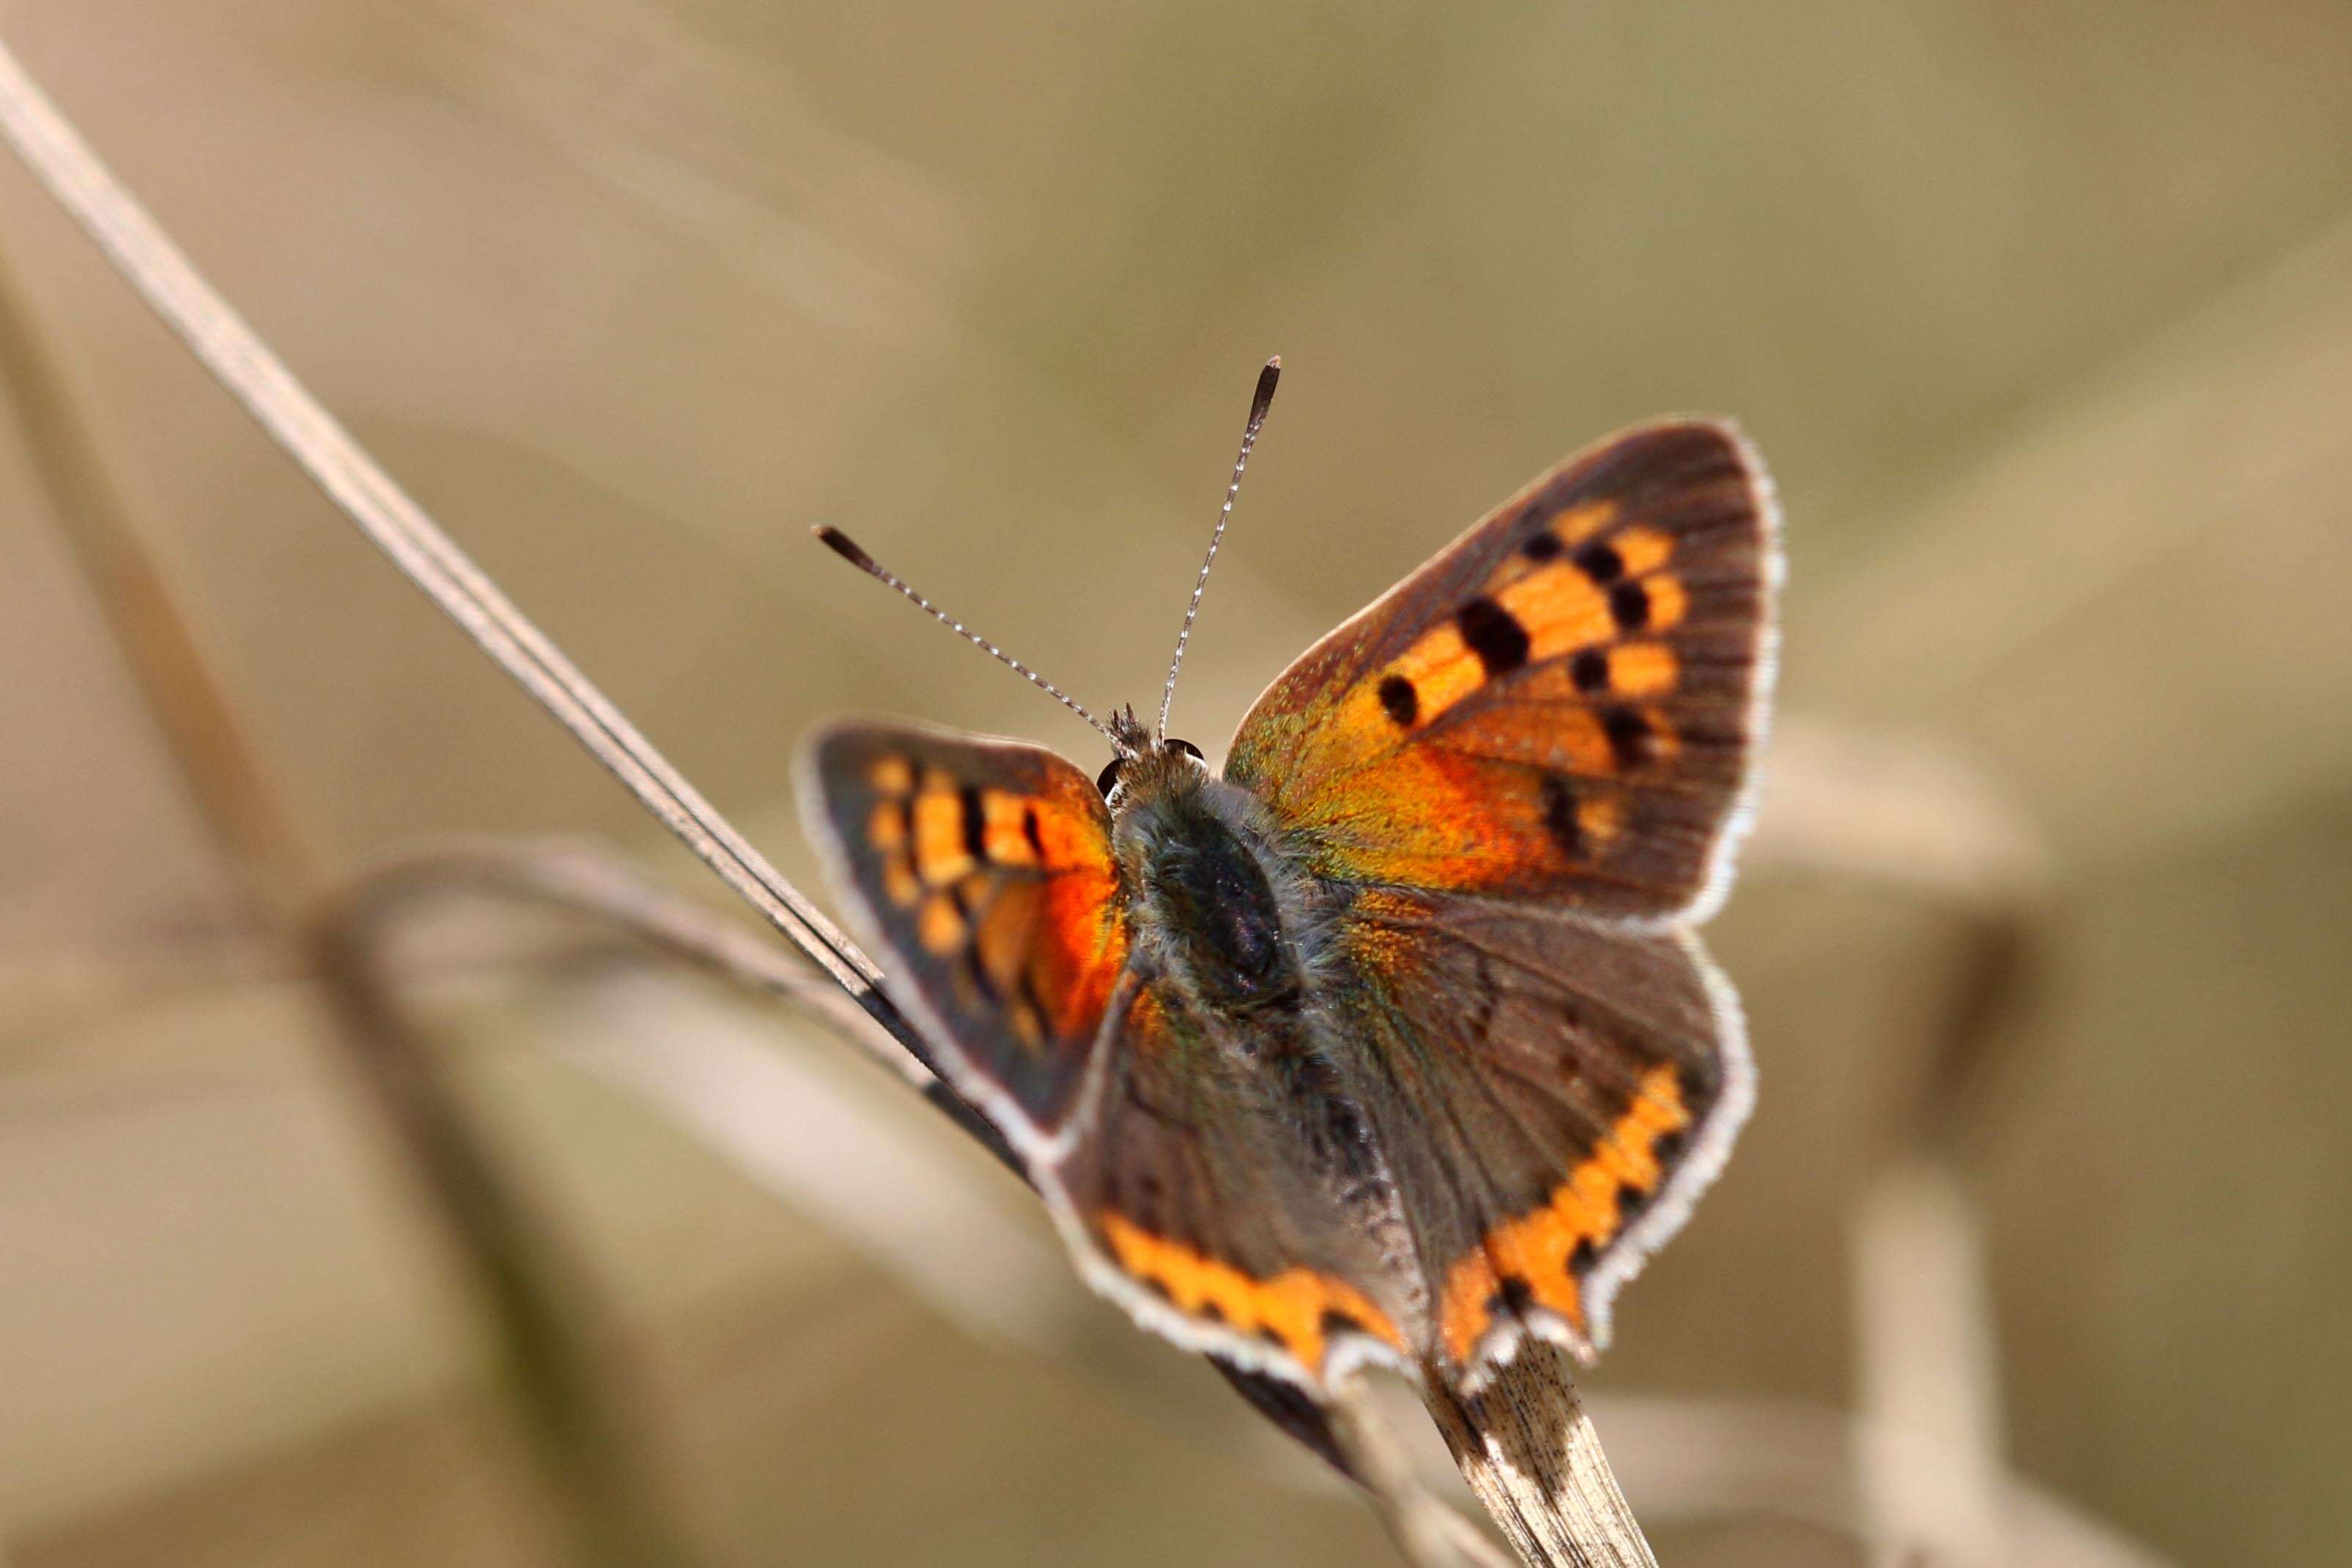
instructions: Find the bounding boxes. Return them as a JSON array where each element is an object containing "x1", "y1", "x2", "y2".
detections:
[{"x1": 799, "y1": 360, "x2": 1778, "y2": 1399}]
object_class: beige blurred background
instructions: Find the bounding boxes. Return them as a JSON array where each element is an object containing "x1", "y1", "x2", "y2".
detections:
[{"x1": 1, "y1": 1, "x2": 2348, "y2": 1564}]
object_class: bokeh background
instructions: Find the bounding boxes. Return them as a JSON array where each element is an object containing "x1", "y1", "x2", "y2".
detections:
[{"x1": 3, "y1": 1, "x2": 2349, "y2": 1564}]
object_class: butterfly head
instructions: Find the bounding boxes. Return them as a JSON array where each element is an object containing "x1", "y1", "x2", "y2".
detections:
[{"x1": 1098, "y1": 705, "x2": 1207, "y2": 805}]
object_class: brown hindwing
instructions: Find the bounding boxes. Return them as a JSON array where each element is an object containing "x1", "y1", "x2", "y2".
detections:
[{"x1": 1331, "y1": 887, "x2": 1750, "y2": 1370}]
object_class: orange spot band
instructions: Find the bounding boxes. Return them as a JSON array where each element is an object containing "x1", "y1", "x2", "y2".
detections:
[
  {"x1": 1098, "y1": 1213, "x2": 1405, "y2": 1375},
  {"x1": 1438, "y1": 1065, "x2": 1692, "y2": 1362}
]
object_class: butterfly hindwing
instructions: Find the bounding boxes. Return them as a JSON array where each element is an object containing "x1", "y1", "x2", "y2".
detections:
[
  {"x1": 1225, "y1": 419, "x2": 1778, "y2": 922},
  {"x1": 1049, "y1": 974, "x2": 1417, "y2": 1383},
  {"x1": 801, "y1": 722, "x2": 1131, "y2": 1139},
  {"x1": 1328, "y1": 887, "x2": 1750, "y2": 1369}
]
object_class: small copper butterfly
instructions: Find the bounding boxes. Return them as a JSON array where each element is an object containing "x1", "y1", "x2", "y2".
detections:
[{"x1": 799, "y1": 359, "x2": 1778, "y2": 1396}]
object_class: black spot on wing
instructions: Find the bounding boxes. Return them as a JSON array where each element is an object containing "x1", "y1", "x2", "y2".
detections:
[
  {"x1": 960, "y1": 785, "x2": 989, "y2": 859},
  {"x1": 1575, "y1": 541, "x2": 1625, "y2": 585},
  {"x1": 1608, "y1": 580, "x2": 1651, "y2": 631},
  {"x1": 1378, "y1": 673, "x2": 1419, "y2": 726},
  {"x1": 1320, "y1": 1306, "x2": 1367, "y2": 1339},
  {"x1": 1520, "y1": 529, "x2": 1564, "y2": 561},
  {"x1": 945, "y1": 881, "x2": 1005, "y2": 1009},
  {"x1": 1486, "y1": 1273, "x2": 1537, "y2": 1320},
  {"x1": 1539, "y1": 774, "x2": 1582, "y2": 857},
  {"x1": 1456, "y1": 597, "x2": 1531, "y2": 677},
  {"x1": 1602, "y1": 708, "x2": 1652, "y2": 770},
  {"x1": 1015, "y1": 970, "x2": 1054, "y2": 1040},
  {"x1": 962, "y1": 940, "x2": 1000, "y2": 1005},
  {"x1": 1571, "y1": 648, "x2": 1609, "y2": 694},
  {"x1": 1022, "y1": 805, "x2": 1045, "y2": 859}
]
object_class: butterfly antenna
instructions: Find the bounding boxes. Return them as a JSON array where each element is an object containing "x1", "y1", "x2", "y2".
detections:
[
  {"x1": 1156, "y1": 355, "x2": 1281, "y2": 741},
  {"x1": 814, "y1": 527, "x2": 1124, "y2": 750}
]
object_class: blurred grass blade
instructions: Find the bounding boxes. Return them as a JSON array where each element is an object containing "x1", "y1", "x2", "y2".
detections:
[{"x1": 0, "y1": 29, "x2": 908, "y2": 1060}]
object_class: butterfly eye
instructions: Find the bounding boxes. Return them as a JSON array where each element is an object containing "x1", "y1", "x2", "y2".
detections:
[
  {"x1": 1165, "y1": 738, "x2": 1205, "y2": 762},
  {"x1": 1097, "y1": 757, "x2": 1125, "y2": 797}
]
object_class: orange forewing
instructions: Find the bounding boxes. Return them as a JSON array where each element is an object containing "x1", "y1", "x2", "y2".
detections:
[
  {"x1": 806, "y1": 723, "x2": 1128, "y2": 1135},
  {"x1": 1225, "y1": 420, "x2": 1776, "y2": 922}
]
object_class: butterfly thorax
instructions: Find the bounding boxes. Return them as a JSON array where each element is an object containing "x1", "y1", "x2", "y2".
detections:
[{"x1": 1109, "y1": 747, "x2": 1325, "y2": 1027}]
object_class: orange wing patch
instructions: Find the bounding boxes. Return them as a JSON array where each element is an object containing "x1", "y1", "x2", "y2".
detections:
[
  {"x1": 871, "y1": 763, "x2": 1103, "y2": 900},
  {"x1": 1099, "y1": 1211, "x2": 1407, "y2": 1374},
  {"x1": 1438, "y1": 1065, "x2": 1693, "y2": 1363},
  {"x1": 1291, "y1": 499, "x2": 1697, "y2": 805},
  {"x1": 852, "y1": 746, "x2": 1127, "y2": 1054},
  {"x1": 1370, "y1": 502, "x2": 1687, "y2": 736},
  {"x1": 1227, "y1": 421, "x2": 1774, "y2": 917},
  {"x1": 1603, "y1": 642, "x2": 1676, "y2": 698}
]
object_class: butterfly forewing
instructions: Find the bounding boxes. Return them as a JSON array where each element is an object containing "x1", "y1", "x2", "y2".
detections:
[
  {"x1": 802, "y1": 722, "x2": 1130, "y2": 1140},
  {"x1": 1225, "y1": 419, "x2": 1777, "y2": 923}
]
